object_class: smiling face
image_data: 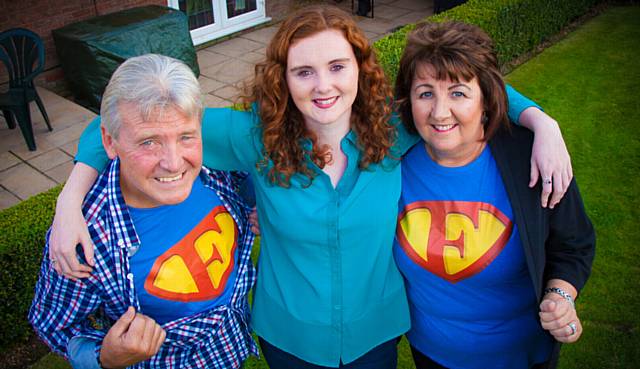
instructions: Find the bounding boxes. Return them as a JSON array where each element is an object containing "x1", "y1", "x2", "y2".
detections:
[
  {"x1": 102, "y1": 103, "x2": 203, "y2": 208},
  {"x1": 285, "y1": 29, "x2": 359, "y2": 132},
  {"x1": 410, "y1": 64, "x2": 486, "y2": 167}
]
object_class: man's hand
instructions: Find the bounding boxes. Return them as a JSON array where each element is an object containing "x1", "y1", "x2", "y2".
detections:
[{"x1": 99, "y1": 307, "x2": 166, "y2": 368}]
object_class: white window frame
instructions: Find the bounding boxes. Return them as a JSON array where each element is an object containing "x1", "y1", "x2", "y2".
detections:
[{"x1": 168, "y1": 0, "x2": 270, "y2": 45}]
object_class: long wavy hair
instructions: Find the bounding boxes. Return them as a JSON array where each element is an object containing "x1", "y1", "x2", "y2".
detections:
[{"x1": 242, "y1": 5, "x2": 394, "y2": 187}]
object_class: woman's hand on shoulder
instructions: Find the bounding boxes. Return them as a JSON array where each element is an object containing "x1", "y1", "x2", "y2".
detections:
[
  {"x1": 519, "y1": 107, "x2": 573, "y2": 209},
  {"x1": 49, "y1": 201, "x2": 94, "y2": 280},
  {"x1": 49, "y1": 163, "x2": 99, "y2": 280},
  {"x1": 249, "y1": 207, "x2": 261, "y2": 235}
]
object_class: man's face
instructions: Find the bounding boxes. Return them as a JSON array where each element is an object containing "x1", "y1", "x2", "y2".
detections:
[{"x1": 102, "y1": 103, "x2": 202, "y2": 208}]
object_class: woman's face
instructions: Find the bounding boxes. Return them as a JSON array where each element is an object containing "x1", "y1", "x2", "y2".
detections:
[
  {"x1": 410, "y1": 64, "x2": 485, "y2": 166},
  {"x1": 285, "y1": 29, "x2": 359, "y2": 132}
]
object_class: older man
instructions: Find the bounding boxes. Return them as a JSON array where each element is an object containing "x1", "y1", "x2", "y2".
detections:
[{"x1": 29, "y1": 54, "x2": 257, "y2": 368}]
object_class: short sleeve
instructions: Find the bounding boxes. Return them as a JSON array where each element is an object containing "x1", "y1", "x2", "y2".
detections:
[
  {"x1": 200, "y1": 107, "x2": 262, "y2": 172},
  {"x1": 506, "y1": 84, "x2": 542, "y2": 124},
  {"x1": 75, "y1": 117, "x2": 109, "y2": 171}
]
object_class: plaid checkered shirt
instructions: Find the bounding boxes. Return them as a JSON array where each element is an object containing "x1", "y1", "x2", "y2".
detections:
[{"x1": 29, "y1": 158, "x2": 259, "y2": 368}]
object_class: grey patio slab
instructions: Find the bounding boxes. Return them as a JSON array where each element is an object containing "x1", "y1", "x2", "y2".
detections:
[
  {"x1": 197, "y1": 50, "x2": 229, "y2": 69},
  {"x1": 371, "y1": 5, "x2": 413, "y2": 20},
  {"x1": 240, "y1": 25, "x2": 279, "y2": 44},
  {"x1": 0, "y1": 152, "x2": 20, "y2": 171},
  {"x1": 213, "y1": 85, "x2": 241, "y2": 101},
  {"x1": 198, "y1": 76, "x2": 226, "y2": 94},
  {"x1": 202, "y1": 94, "x2": 233, "y2": 108},
  {"x1": 0, "y1": 187, "x2": 20, "y2": 210},
  {"x1": 28, "y1": 149, "x2": 73, "y2": 172},
  {"x1": 45, "y1": 161, "x2": 75, "y2": 184},
  {"x1": 1, "y1": 87, "x2": 95, "y2": 158},
  {"x1": 0, "y1": 163, "x2": 57, "y2": 200},
  {"x1": 33, "y1": 88, "x2": 95, "y2": 132},
  {"x1": 59, "y1": 140, "x2": 79, "y2": 158},
  {"x1": 364, "y1": 31, "x2": 383, "y2": 41},
  {"x1": 205, "y1": 37, "x2": 264, "y2": 58},
  {"x1": 356, "y1": 17, "x2": 398, "y2": 34},
  {"x1": 200, "y1": 59, "x2": 254, "y2": 84},
  {"x1": 0, "y1": 115, "x2": 49, "y2": 155},
  {"x1": 387, "y1": 0, "x2": 434, "y2": 12},
  {"x1": 41, "y1": 122, "x2": 87, "y2": 148},
  {"x1": 236, "y1": 51, "x2": 265, "y2": 64},
  {"x1": 9, "y1": 138, "x2": 57, "y2": 161}
]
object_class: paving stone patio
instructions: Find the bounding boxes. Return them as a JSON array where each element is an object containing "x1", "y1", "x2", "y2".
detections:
[{"x1": 0, "y1": 0, "x2": 433, "y2": 210}]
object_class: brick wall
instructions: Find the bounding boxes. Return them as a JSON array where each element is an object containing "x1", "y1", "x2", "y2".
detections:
[
  {"x1": 0, "y1": 0, "x2": 302, "y2": 93},
  {"x1": 0, "y1": 0, "x2": 165, "y2": 91}
]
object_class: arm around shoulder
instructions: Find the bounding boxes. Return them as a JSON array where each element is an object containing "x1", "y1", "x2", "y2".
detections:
[{"x1": 49, "y1": 162, "x2": 99, "y2": 279}]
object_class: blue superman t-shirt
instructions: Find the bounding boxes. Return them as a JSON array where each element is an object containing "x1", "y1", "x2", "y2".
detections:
[
  {"x1": 394, "y1": 143, "x2": 553, "y2": 369},
  {"x1": 128, "y1": 176, "x2": 239, "y2": 324}
]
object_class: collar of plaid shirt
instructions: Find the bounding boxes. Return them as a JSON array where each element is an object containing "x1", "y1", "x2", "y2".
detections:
[{"x1": 30, "y1": 158, "x2": 259, "y2": 369}]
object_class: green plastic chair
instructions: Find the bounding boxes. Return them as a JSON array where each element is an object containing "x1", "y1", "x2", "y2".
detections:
[{"x1": 0, "y1": 28, "x2": 52, "y2": 151}]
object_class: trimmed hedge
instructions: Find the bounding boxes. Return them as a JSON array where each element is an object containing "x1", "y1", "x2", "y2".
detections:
[
  {"x1": 0, "y1": 186, "x2": 61, "y2": 350},
  {"x1": 0, "y1": 0, "x2": 606, "y2": 354},
  {"x1": 374, "y1": 0, "x2": 603, "y2": 83}
]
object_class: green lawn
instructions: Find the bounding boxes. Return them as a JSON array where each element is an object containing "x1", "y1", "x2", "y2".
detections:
[
  {"x1": 504, "y1": 5, "x2": 640, "y2": 369},
  {"x1": 30, "y1": 5, "x2": 639, "y2": 369}
]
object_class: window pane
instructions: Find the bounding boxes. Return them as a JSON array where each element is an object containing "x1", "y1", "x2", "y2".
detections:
[
  {"x1": 179, "y1": 0, "x2": 215, "y2": 30},
  {"x1": 226, "y1": 0, "x2": 257, "y2": 18}
]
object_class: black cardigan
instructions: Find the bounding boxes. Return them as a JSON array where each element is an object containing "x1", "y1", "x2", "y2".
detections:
[
  {"x1": 489, "y1": 125, "x2": 595, "y2": 367},
  {"x1": 489, "y1": 125, "x2": 596, "y2": 302}
]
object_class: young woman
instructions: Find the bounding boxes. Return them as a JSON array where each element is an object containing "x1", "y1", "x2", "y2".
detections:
[
  {"x1": 393, "y1": 21, "x2": 595, "y2": 369},
  {"x1": 49, "y1": 6, "x2": 572, "y2": 369}
]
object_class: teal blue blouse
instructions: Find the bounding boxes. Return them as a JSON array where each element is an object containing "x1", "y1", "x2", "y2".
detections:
[{"x1": 75, "y1": 85, "x2": 538, "y2": 367}]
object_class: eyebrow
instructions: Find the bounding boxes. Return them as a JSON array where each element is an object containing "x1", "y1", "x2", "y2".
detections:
[
  {"x1": 413, "y1": 82, "x2": 472, "y2": 91},
  {"x1": 449, "y1": 83, "x2": 472, "y2": 90},
  {"x1": 289, "y1": 58, "x2": 351, "y2": 72}
]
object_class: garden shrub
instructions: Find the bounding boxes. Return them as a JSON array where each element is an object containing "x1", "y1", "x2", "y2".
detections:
[
  {"x1": 0, "y1": 186, "x2": 61, "y2": 350},
  {"x1": 374, "y1": 0, "x2": 604, "y2": 83}
]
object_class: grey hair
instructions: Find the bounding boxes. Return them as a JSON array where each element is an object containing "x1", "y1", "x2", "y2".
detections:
[{"x1": 100, "y1": 54, "x2": 202, "y2": 138}]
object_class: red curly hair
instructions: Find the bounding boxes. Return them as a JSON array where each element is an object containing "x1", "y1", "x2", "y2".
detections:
[{"x1": 242, "y1": 5, "x2": 394, "y2": 187}]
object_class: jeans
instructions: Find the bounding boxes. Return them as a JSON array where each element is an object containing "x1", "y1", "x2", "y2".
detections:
[
  {"x1": 259, "y1": 337, "x2": 398, "y2": 369},
  {"x1": 410, "y1": 345, "x2": 554, "y2": 369}
]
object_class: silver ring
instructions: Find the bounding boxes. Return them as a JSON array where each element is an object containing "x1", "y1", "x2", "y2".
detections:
[
  {"x1": 543, "y1": 178, "x2": 552, "y2": 185},
  {"x1": 50, "y1": 258, "x2": 57, "y2": 265},
  {"x1": 568, "y1": 322, "x2": 577, "y2": 335}
]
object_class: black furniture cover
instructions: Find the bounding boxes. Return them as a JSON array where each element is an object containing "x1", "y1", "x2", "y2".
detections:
[{"x1": 53, "y1": 5, "x2": 199, "y2": 112}]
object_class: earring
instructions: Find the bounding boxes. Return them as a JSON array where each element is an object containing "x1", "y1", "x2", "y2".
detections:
[{"x1": 481, "y1": 112, "x2": 489, "y2": 124}]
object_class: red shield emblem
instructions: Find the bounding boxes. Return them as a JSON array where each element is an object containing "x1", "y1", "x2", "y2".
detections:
[
  {"x1": 396, "y1": 201, "x2": 512, "y2": 282},
  {"x1": 144, "y1": 205, "x2": 237, "y2": 301}
]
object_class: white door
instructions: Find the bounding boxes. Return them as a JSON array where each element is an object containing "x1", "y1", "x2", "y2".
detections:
[{"x1": 168, "y1": 0, "x2": 269, "y2": 45}]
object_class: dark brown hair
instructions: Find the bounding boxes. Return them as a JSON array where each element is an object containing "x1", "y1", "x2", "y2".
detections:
[
  {"x1": 241, "y1": 5, "x2": 394, "y2": 187},
  {"x1": 395, "y1": 21, "x2": 509, "y2": 141}
]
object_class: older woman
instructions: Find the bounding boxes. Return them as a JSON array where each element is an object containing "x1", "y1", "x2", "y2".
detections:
[
  {"x1": 393, "y1": 22, "x2": 595, "y2": 369},
  {"x1": 48, "y1": 7, "x2": 572, "y2": 369}
]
